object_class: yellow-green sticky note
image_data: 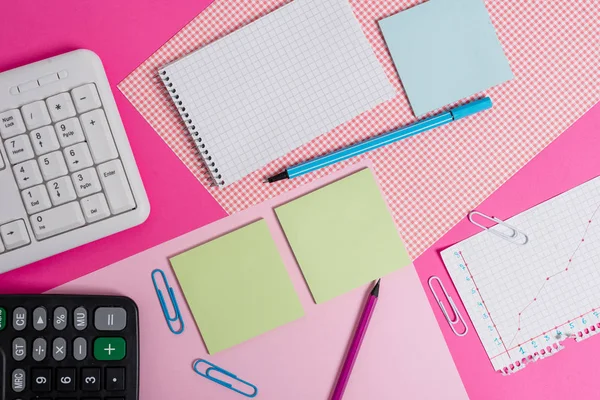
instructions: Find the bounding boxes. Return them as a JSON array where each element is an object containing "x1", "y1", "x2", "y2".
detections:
[
  {"x1": 170, "y1": 220, "x2": 304, "y2": 354},
  {"x1": 275, "y1": 169, "x2": 411, "y2": 303}
]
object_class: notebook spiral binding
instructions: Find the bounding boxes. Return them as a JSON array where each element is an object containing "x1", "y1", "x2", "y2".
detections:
[{"x1": 159, "y1": 70, "x2": 224, "y2": 186}]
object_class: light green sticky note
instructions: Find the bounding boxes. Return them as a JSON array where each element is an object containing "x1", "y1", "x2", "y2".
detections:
[
  {"x1": 276, "y1": 169, "x2": 411, "y2": 303},
  {"x1": 170, "y1": 220, "x2": 304, "y2": 354}
]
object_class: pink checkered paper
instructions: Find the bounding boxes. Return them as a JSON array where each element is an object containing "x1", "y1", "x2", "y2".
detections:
[{"x1": 118, "y1": 0, "x2": 600, "y2": 260}]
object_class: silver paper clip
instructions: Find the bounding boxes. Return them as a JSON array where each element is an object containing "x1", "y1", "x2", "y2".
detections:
[
  {"x1": 428, "y1": 276, "x2": 468, "y2": 337},
  {"x1": 468, "y1": 211, "x2": 529, "y2": 245},
  {"x1": 151, "y1": 269, "x2": 185, "y2": 334},
  {"x1": 193, "y1": 359, "x2": 258, "y2": 398}
]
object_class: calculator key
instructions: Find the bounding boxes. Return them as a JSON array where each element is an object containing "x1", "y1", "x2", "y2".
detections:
[
  {"x1": 55, "y1": 117, "x2": 85, "y2": 147},
  {"x1": 53, "y1": 337, "x2": 67, "y2": 361},
  {"x1": 54, "y1": 306, "x2": 68, "y2": 330},
  {"x1": 0, "y1": 109, "x2": 26, "y2": 138},
  {"x1": 64, "y1": 142, "x2": 94, "y2": 172},
  {"x1": 106, "y1": 367, "x2": 126, "y2": 391},
  {"x1": 94, "y1": 337, "x2": 126, "y2": 361},
  {"x1": 31, "y1": 368, "x2": 51, "y2": 392},
  {"x1": 81, "y1": 367, "x2": 101, "y2": 391},
  {"x1": 46, "y1": 92, "x2": 77, "y2": 122},
  {"x1": 0, "y1": 220, "x2": 31, "y2": 250},
  {"x1": 72, "y1": 83, "x2": 102, "y2": 113},
  {"x1": 74, "y1": 337, "x2": 87, "y2": 361},
  {"x1": 73, "y1": 167, "x2": 102, "y2": 197},
  {"x1": 12, "y1": 368, "x2": 25, "y2": 392},
  {"x1": 81, "y1": 193, "x2": 111, "y2": 223},
  {"x1": 56, "y1": 367, "x2": 76, "y2": 391},
  {"x1": 48, "y1": 176, "x2": 77, "y2": 206},
  {"x1": 0, "y1": 307, "x2": 6, "y2": 330},
  {"x1": 98, "y1": 160, "x2": 136, "y2": 214},
  {"x1": 21, "y1": 185, "x2": 52, "y2": 214},
  {"x1": 74, "y1": 306, "x2": 88, "y2": 330},
  {"x1": 12, "y1": 307, "x2": 26, "y2": 330},
  {"x1": 13, "y1": 159, "x2": 43, "y2": 189},
  {"x1": 30, "y1": 202, "x2": 86, "y2": 240},
  {"x1": 32, "y1": 338, "x2": 47, "y2": 361},
  {"x1": 33, "y1": 306, "x2": 47, "y2": 331},
  {"x1": 5, "y1": 134, "x2": 34, "y2": 164},
  {"x1": 81, "y1": 109, "x2": 119, "y2": 163},
  {"x1": 95, "y1": 307, "x2": 127, "y2": 331},
  {"x1": 21, "y1": 100, "x2": 52, "y2": 130},
  {"x1": 12, "y1": 337, "x2": 26, "y2": 361},
  {"x1": 39, "y1": 150, "x2": 68, "y2": 181},
  {"x1": 30, "y1": 125, "x2": 60, "y2": 155}
]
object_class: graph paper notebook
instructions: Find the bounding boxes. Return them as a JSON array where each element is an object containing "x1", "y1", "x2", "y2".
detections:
[
  {"x1": 159, "y1": 0, "x2": 394, "y2": 186},
  {"x1": 441, "y1": 176, "x2": 600, "y2": 374}
]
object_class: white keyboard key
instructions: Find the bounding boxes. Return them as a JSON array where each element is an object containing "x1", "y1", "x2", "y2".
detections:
[
  {"x1": 47, "y1": 176, "x2": 77, "y2": 206},
  {"x1": 21, "y1": 101, "x2": 51, "y2": 130},
  {"x1": 64, "y1": 143, "x2": 93, "y2": 172},
  {"x1": 55, "y1": 118, "x2": 84, "y2": 147},
  {"x1": 71, "y1": 84, "x2": 102, "y2": 113},
  {"x1": 30, "y1": 125, "x2": 60, "y2": 156},
  {"x1": 0, "y1": 152, "x2": 4, "y2": 170},
  {"x1": 0, "y1": 109, "x2": 26, "y2": 139},
  {"x1": 80, "y1": 109, "x2": 118, "y2": 163},
  {"x1": 46, "y1": 92, "x2": 76, "y2": 122},
  {"x1": 21, "y1": 185, "x2": 52, "y2": 214},
  {"x1": 81, "y1": 193, "x2": 111, "y2": 223},
  {"x1": 38, "y1": 72, "x2": 59, "y2": 86},
  {"x1": 0, "y1": 220, "x2": 31, "y2": 250},
  {"x1": 5, "y1": 135, "x2": 34, "y2": 165},
  {"x1": 72, "y1": 168, "x2": 101, "y2": 197},
  {"x1": 0, "y1": 238, "x2": 4, "y2": 253},
  {"x1": 13, "y1": 160, "x2": 43, "y2": 189},
  {"x1": 39, "y1": 151, "x2": 68, "y2": 180},
  {"x1": 30, "y1": 202, "x2": 85, "y2": 240},
  {"x1": 98, "y1": 160, "x2": 136, "y2": 214}
]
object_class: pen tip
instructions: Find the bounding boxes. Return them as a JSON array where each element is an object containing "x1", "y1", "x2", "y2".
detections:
[
  {"x1": 266, "y1": 170, "x2": 290, "y2": 183},
  {"x1": 371, "y1": 279, "x2": 380, "y2": 297}
]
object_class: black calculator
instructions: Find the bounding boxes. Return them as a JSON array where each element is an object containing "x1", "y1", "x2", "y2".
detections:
[{"x1": 0, "y1": 295, "x2": 139, "y2": 400}]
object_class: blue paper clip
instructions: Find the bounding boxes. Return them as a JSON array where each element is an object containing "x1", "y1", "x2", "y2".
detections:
[
  {"x1": 151, "y1": 269, "x2": 185, "y2": 334},
  {"x1": 193, "y1": 359, "x2": 258, "y2": 398}
]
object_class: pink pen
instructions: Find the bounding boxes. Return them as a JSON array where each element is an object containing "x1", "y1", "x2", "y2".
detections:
[{"x1": 331, "y1": 280, "x2": 381, "y2": 400}]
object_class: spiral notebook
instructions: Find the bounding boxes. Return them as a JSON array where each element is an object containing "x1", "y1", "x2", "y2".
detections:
[
  {"x1": 441, "y1": 176, "x2": 600, "y2": 373},
  {"x1": 158, "y1": 0, "x2": 394, "y2": 186}
]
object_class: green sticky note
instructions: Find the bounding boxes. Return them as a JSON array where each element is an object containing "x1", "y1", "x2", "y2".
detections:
[
  {"x1": 170, "y1": 220, "x2": 304, "y2": 354},
  {"x1": 276, "y1": 169, "x2": 411, "y2": 303}
]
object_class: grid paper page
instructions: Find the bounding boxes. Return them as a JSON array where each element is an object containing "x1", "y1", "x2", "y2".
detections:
[
  {"x1": 159, "y1": 0, "x2": 394, "y2": 186},
  {"x1": 441, "y1": 177, "x2": 600, "y2": 373}
]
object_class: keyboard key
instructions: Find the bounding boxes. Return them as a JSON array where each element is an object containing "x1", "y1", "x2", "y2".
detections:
[
  {"x1": 30, "y1": 125, "x2": 60, "y2": 155},
  {"x1": 98, "y1": 160, "x2": 136, "y2": 214},
  {"x1": 80, "y1": 109, "x2": 118, "y2": 163},
  {"x1": 12, "y1": 307, "x2": 26, "y2": 330},
  {"x1": 55, "y1": 117, "x2": 85, "y2": 147},
  {"x1": 48, "y1": 176, "x2": 77, "y2": 206},
  {"x1": 12, "y1": 337, "x2": 26, "y2": 361},
  {"x1": 94, "y1": 337, "x2": 126, "y2": 361},
  {"x1": 22, "y1": 185, "x2": 52, "y2": 214},
  {"x1": 81, "y1": 193, "x2": 111, "y2": 223},
  {"x1": 0, "y1": 109, "x2": 26, "y2": 138},
  {"x1": 0, "y1": 151, "x2": 4, "y2": 170},
  {"x1": 81, "y1": 367, "x2": 101, "y2": 391},
  {"x1": 0, "y1": 239, "x2": 4, "y2": 253},
  {"x1": 64, "y1": 142, "x2": 93, "y2": 172},
  {"x1": 54, "y1": 306, "x2": 68, "y2": 330},
  {"x1": 46, "y1": 92, "x2": 76, "y2": 122},
  {"x1": 18, "y1": 79, "x2": 39, "y2": 93},
  {"x1": 32, "y1": 338, "x2": 47, "y2": 361},
  {"x1": 21, "y1": 100, "x2": 51, "y2": 130},
  {"x1": 106, "y1": 367, "x2": 126, "y2": 391},
  {"x1": 95, "y1": 307, "x2": 127, "y2": 331},
  {"x1": 72, "y1": 83, "x2": 102, "y2": 113},
  {"x1": 12, "y1": 368, "x2": 25, "y2": 392},
  {"x1": 33, "y1": 306, "x2": 48, "y2": 330},
  {"x1": 31, "y1": 368, "x2": 51, "y2": 392},
  {"x1": 72, "y1": 167, "x2": 102, "y2": 197},
  {"x1": 13, "y1": 159, "x2": 43, "y2": 189},
  {"x1": 0, "y1": 220, "x2": 30, "y2": 250},
  {"x1": 74, "y1": 337, "x2": 87, "y2": 360},
  {"x1": 74, "y1": 306, "x2": 88, "y2": 330},
  {"x1": 38, "y1": 72, "x2": 59, "y2": 86},
  {"x1": 56, "y1": 367, "x2": 76, "y2": 391},
  {"x1": 53, "y1": 337, "x2": 67, "y2": 361},
  {"x1": 39, "y1": 150, "x2": 68, "y2": 180},
  {"x1": 30, "y1": 202, "x2": 85, "y2": 240},
  {"x1": 5, "y1": 134, "x2": 34, "y2": 164}
]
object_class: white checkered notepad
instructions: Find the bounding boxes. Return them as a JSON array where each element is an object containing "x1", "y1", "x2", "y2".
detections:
[
  {"x1": 441, "y1": 177, "x2": 600, "y2": 374},
  {"x1": 158, "y1": 0, "x2": 394, "y2": 186}
]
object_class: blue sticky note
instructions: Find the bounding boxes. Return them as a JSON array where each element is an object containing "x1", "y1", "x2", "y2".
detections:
[{"x1": 379, "y1": 0, "x2": 513, "y2": 116}]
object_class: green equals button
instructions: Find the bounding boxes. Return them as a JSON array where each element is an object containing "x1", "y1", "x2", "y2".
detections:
[
  {"x1": 94, "y1": 337, "x2": 126, "y2": 361},
  {"x1": 0, "y1": 307, "x2": 6, "y2": 331}
]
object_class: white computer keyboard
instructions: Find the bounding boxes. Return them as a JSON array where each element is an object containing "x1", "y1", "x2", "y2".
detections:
[{"x1": 0, "y1": 50, "x2": 150, "y2": 273}]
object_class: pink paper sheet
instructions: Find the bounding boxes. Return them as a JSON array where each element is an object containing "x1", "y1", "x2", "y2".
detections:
[{"x1": 52, "y1": 161, "x2": 468, "y2": 399}]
